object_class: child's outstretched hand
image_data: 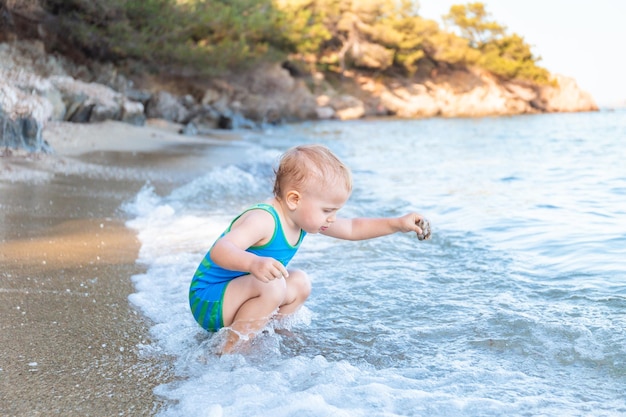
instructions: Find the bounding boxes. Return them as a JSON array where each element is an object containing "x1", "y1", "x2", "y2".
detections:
[{"x1": 398, "y1": 213, "x2": 432, "y2": 241}]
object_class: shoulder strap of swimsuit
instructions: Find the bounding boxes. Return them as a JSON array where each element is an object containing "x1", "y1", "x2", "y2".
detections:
[{"x1": 224, "y1": 203, "x2": 279, "y2": 242}]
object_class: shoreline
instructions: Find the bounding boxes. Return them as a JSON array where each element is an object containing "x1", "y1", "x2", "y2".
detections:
[{"x1": 0, "y1": 120, "x2": 242, "y2": 416}]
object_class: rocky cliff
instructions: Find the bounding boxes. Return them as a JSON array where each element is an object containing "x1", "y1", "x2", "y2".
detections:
[{"x1": 1, "y1": 40, "x2": 598, "y2": 153}]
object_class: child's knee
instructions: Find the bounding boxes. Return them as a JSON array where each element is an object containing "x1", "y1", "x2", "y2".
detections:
[
  {"x1": 262, "y1": 278, "x2": 288, "y2": 304},
  {"x1": 289, "y1": 269, "x2": 312, "y2": 297}
]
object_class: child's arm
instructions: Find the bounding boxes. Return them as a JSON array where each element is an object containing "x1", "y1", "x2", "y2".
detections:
[
  {"x1": 210, "y1": 210, "x2": 290, "y2": 282},
  {"x1": 322, "y1": 212, "x2": 430, "y2": 241}
]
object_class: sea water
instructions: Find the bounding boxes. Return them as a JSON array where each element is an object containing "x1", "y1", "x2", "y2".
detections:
[{"x1": 124, "y1": 110, "x2": 626, "y2": 416}]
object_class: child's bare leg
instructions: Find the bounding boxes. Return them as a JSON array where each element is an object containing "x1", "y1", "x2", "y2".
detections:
[
  {"x1": 271, "y1": 270, "x2": 311, "y2": 336},
  {"x1": 221, "y1": 275, "x2": 287, "y2": 352},
  {"x1": 277, "y1": 269, "x2": 311, "y2": 316},
  {"x1": 221, "y1": 319, "x2": 268, "y2": 354},
  {"x1": 218, "y1": 270, "x2": 310, "y2": 352}
]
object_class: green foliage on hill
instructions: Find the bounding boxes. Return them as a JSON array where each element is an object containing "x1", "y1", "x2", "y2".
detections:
[
  {"x1": 40, "y1": 0, "x2": 286, "y2": 75},
  {"x1": 444, "y1": 3, "x2": 551, "y2": 83},
  {"x1": 35, "y1": 0, "x2": 551, "y2": 84}
]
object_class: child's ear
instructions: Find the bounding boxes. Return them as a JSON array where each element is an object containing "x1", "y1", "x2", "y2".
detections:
[{"x1": 285, "y1": 190, "x2": 301, "y2": 210}]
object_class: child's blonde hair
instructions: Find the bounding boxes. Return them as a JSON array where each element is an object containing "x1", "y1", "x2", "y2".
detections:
[{"x1": 273, "y1": 144, "x2": 352, "y2": 198}]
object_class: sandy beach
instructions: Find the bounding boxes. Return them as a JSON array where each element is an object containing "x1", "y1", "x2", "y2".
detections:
[{"x1": 0, "y1": 120, "x2": 242, "y2": 416}]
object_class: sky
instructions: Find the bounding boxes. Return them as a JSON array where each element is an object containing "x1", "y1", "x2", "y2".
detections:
[{"x1": 418, "y1": 0, "x2": 626, "y2": 107}]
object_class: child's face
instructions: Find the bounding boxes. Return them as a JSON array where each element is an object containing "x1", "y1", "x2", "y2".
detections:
[{"x1": 293, "y1": 178, "x2": 350, "y2": 234}]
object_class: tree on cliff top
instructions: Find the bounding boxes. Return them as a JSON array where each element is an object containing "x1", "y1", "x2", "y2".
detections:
[
  {"x1": 443, "y1": 2, "x2": 551, "y2": 83},
  {"x1": 443, "y1": 2, "x2": 505, "y2": 47}
]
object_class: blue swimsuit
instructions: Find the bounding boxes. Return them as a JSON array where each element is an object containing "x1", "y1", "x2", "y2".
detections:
[{"x1": 189, "y1": 203, "x2": 306, "y2": 331}]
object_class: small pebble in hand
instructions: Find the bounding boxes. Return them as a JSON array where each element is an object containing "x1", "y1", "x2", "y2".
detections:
[{"x1": 417, "y1": 218, "x2": 431, "y2": 241}]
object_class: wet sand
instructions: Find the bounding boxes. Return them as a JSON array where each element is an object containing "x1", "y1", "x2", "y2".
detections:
[{"x1": 0, "y1": 120, "x2": 242, "y2": 416}]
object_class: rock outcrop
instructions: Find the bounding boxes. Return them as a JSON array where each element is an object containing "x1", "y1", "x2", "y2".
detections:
[
  {"x1": 1, "y1": 40, "x2": 598, "y2": 153},
  {"x1": 0, "y1": 41, "x2": 146, "y2": 151},
  {"x1": 354, "y1": 68, "x2": 598, "y2": 118},
  {"x1": 0, "y1": 70, "x2": 53, "y2": 152},
  {"x1": 537, "y1": 74, "x2": 597, "y2": 113}
]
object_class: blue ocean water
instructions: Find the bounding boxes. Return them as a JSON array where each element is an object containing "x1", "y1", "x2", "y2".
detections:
[{"x1": 125, "y1": 110, "x2": 626, "y2": 416}]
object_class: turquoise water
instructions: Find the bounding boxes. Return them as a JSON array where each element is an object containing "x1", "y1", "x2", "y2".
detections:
[{"x1": 125, "y1": 110, "x2": 626, "y2": 416}]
